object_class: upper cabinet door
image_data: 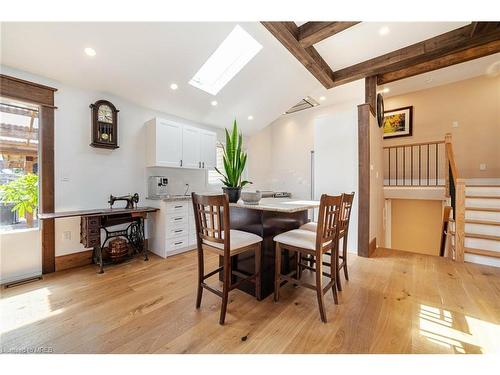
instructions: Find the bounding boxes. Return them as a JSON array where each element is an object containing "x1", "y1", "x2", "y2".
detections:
[
  {"x1": 182, "y1": 126, "x2": 201, "y2": 168},
  {"x1": 153, "y1": 119, "x2": 183, "y2": 167},
  {"x1": 200, "y1": 130, "x2": 217, "y2": 169}
]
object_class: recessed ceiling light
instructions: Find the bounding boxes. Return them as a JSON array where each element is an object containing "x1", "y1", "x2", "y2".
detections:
[
  {"x1": 319, "y1": 96, "x2": 326, "y2": 101},
  {"x1": 379, "y1": 26, "x2": 390, "y2": 36},
  {"x1": 189, "y1": 25, "x2": 263, "y2": 95},
  {"x1": 170, "y1": 83, "x2": 178, "y2": 90},
  {"x1": 211, "y1": 100, "x2": 218, "y2": 106},
  {"x1": 84, "y1": 47, "x2": 96, "y2": 57},
  {"x1": 248, "y1": 115, "x2": 253, "y2": 120}
]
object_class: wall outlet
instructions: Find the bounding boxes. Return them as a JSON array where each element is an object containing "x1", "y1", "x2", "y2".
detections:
[
  {"x1": 480, "y1": 163, "x2": 487, "y2": 171},
  {"x1": 63, "y1": 231, "x2": 72, "y2": 240},
  {"x1": 452, "y1": 121, "x2": 459, "y2": 128}
]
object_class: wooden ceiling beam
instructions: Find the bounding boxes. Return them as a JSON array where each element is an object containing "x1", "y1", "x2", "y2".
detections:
[
  {"x1": 298, "y1": 22, "x2": 360, "y2": 47},
  {"x1": 332, "y1": 23, "x2": 500, "y2": 87},
  {"x1": 378, "y1": 39, "x2": 500, "y2": 85},
  {"x1": 261, "y1": 21, "x2": 335, "y2": 88}
]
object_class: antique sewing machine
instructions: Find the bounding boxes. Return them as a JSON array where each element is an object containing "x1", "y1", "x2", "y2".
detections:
[{"x1": 108, "y1": 193, "x2": 139, "y2": 209}]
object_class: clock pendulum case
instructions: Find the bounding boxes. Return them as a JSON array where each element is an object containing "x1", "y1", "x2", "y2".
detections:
[{"x1": 90, "y1": 100, "x2": 119, "y2": 149}]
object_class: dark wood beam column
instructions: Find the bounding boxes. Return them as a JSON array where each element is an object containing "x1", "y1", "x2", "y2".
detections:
[
  {"x1": 261, "y1": 22, "x2": 335, "y2": 88},
  {"x1": 365, "y1": 76, "x2": 377, "y2": 115},
  {"x1": 357, "y1": 104, "x2": 371, "y2": 257},
  {"x1": 378, "y1": 39, "x2": 500, "y2": 84},
  {"x1": 297, "y1": 21, "x2": 360, "y2": 47},
  {"x1": 331, "y1": 23, "x2": 500, "y2": 87}
]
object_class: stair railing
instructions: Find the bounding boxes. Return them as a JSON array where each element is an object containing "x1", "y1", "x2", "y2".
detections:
[{"x1": 444, "y1": 133, "x2": 465, "y2": 262}]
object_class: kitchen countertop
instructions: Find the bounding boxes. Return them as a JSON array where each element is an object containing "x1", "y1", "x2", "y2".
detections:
[
  {"x1": 146, "y1": 195, "x2": 192, "y2": 202},
  {"x1": 230, "y1": 198, "x2": 319, "y2": 213}
]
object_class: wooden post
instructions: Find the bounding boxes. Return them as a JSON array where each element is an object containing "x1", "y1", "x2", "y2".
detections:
[
  {"x1": 444, "y1": 133, "x2": 452, "y2": 197},
  {"x1": 455, "y1": 179, "x2": 466, "y2": 262},
  {"x1": 365, "y1": 76, "x2": 377, "y2": 115}
]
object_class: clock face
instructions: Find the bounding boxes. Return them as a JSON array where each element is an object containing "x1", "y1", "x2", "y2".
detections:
[{"x1": 98, "y1": 104, "x2": 113, "y2": 123}]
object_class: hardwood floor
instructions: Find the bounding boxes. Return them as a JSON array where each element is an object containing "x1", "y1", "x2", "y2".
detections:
[{"x1": 1, "y1": 248, "x2": 500, "y2": 354}]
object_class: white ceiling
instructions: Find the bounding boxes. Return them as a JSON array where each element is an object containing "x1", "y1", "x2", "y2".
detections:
[
  {"x1": 316, "y1": 22, "x2": 470, "y2": 71},
  {"x1": 0, "y1": 22, "x2": 322, "y2": 135},
  {"x1": 1, "y1": 21, "x2": 492, "y2": 135}
]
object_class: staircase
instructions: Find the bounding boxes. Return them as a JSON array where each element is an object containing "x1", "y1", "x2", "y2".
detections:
[{"x1": 463, "y1": 184, "x2": 500, "y2": 264}]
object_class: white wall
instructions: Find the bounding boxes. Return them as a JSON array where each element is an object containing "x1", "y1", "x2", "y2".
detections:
[
  {"x1": 1, "y1": 65, "x2": 224, "y2": 257},
  {"x1": 314, "y1": 100, "x2": 361, "y2": 253},
  {"x1": 247, "y1": 92, "x2": 364, "y2": 253}
]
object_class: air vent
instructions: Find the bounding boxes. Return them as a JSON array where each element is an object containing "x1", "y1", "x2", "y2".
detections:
[{"x1": 284, "y1": 96, "x2": 320, "y2": 114}]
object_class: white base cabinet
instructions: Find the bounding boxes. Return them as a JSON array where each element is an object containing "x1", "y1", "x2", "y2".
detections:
[{"x1": 150, "y1": 200, "x2": 197, "y2": 258}]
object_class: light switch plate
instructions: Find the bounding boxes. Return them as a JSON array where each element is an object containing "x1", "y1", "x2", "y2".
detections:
[
  {"x1": 480, "y1": 163, "x2": 487, "y2": 171},
  {"x1": 63, "y1": 231, "x2": 72, "y2": 240},
  {"x1": 452, "y1": 121, "x2": 459, "y2": 128}
]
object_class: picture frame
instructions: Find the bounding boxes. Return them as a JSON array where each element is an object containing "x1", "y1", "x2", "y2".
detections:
[{"x1": 383, "y1": 106, "x2": 413, "y2": 139}]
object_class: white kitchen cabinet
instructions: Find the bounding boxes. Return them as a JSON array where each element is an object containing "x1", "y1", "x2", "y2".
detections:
[
  {"x1": 182, "y1": 126, "x2": 201, "y2": 169},
  {"x1": 145, "y1": 117, "x2": 216, "y2": 169},
  {"x1": 145, "y1": 118, "x2": 182, "y2": 168},
  {"x1": 149, "y1": 199, "x2": 197, "y2": 258},
  {"x1": 200, "y1": 130, "x2": 217, "y2": 169}
]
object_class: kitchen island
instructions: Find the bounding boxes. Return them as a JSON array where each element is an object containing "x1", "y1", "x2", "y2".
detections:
[{"x1": 228, "y1": 198, "x2": 319, "y2": 298}]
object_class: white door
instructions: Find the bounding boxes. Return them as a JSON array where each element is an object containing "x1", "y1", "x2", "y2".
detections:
[
  {"x1": 182, "y1": 126, "x2": 201, "y2": 168},
  {"x1": 200, "y1": 130, "x2": 217, "y2": 169},
  {"x1": 156, "y1": 119, "x2": 182, "y2": 168}
]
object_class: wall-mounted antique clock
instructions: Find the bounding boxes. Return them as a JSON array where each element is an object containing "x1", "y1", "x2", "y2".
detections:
[{"x1": 90, "y1": 100, "x2": 119, "y2": 149}]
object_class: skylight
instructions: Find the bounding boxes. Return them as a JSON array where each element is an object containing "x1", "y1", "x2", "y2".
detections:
[{"x1": 189, "y1": 25, "x2": 263, "y2": 96}]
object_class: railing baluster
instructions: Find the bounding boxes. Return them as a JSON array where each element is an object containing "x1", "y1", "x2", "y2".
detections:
[
  {"x1": 396, "y1": 147, "x2": 398, "y2": 186},
  {"x1": 419, "y1": 145, "x2": 421, "y2": 185},
  {"x1": 411, "y1": 145, "x2": 413, "y2": 186},
  {"x1": 388, "y1": 148, "x2": 391, "y2": 186},
  {"x1": 427, "y1": 144, "x2": 430, "y2": 186},
  {"x1": 435, "y1": 143, "x2": 438, "y2": 186},
  {"x1": 403, "y1": 146, "x2": 406, "y2": 186}
]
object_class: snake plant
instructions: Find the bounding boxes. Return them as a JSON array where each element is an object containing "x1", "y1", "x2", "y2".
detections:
[{"x1": 215, "y1": 120, "x2": 252, "y2": 188}]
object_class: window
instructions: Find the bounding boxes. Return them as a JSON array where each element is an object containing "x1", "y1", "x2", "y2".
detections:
[
  {"x1": 207, "y1": 144, "x2": 225, "y2": 185},
  {"x1": 0, "y1": 98, "x2": 40, "y2": 231},
  {"x1": 189, "y1": 25, "x2": 263, "y2": 95}
]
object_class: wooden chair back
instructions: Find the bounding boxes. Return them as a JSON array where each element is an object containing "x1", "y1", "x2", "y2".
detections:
[
  {"x1": 315, "y1": 194, "x2": 343, "y2": 255},
  {"x1": 339, "y1": 192, "x2": 355, "y2": 233},
  {"x1": 191, "y1": 193, "x2": 230, "y2": 255}
]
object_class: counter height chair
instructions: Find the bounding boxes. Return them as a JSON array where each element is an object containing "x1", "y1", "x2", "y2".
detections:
[
  {"x1": 299, "y1": 192, "x2": 355, "y2": 291},
  {"x1": 191, "y1": 193, "x2": 262, "y2": 325},
  {"x1": 273, "y1": 194, "x2": 342, "y2": 323}
]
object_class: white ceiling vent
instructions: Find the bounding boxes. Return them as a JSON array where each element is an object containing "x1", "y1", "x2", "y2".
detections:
[{"x1": 284, "y1": 96, "x2": 319, "y2": 114}]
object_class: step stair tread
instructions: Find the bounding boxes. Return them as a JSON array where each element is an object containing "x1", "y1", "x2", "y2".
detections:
[
  {"x1": 465, "y1": 233, "x2": 500, "y2": 241},
  {"x1": 466, "y1": 195, "x2": 500, "y2": 199},
  {"x1": 465, "y1": 207, "x2": 500, "y2": 212},
  {"x1": 465, "y1": 219, "x2": 500, "y2": 226},
  {"x1": 464, "y1": 247, "x2": 500, "y2": 258}
]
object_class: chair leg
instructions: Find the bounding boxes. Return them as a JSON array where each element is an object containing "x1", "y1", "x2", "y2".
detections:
[
  {"x1": 343, "y1": 233, "x2": 349, "y2": 281},
  {"x1": 219, "y1": 255, "x2": 231, "y2": 325},
  {"x1": 274, "y1": 242, "x2": 282, "y2": 302},
  {"x1": 255, "y1": 243, "x2": 262, "y2": 301},
  {"x1": 315, "y1": 253, "x2": 327, "y2": 323},
  {"x1": 331, "y1": 247, "x2": 339, "y2": 305},
  {"x1": 196, "y1": 246, "x2": 204, "y2": 309},
  {"x1": 298, "y1": 253, "x2": 303, "y2": 280},
  {"x1": 336, "y1": 239, "x2": 342, "y2": 292}
]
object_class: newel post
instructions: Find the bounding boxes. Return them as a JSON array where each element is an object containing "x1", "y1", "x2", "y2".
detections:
[
  {"x1": 455, "y1": 178, "x2": 466, "y2": 262},
  {"x1": 444, "y1": 133, "x2": 452, "y2": 198}
]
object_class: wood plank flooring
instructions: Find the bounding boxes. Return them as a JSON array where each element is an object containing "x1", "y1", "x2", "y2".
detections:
[{"x1": 1, "y1": 248, "x2": 500, "y2": 354}]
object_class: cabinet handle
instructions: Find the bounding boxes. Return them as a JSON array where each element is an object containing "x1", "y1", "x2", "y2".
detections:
[
  {"x1": 174, "y1": 229, "x2": 183, "y2": 233},
  {"x1": 174, "y1": 241, "x2": 183, "y2": 245},
  {"x1": 180, "y1": 160, "x2": 183, "y2": 167},
  {"x1": 174, "y1": 205, "x2": 183, "y2": 208},
  {"x1": 174, "y1": 217, "x2": 183, "y2": 221}
]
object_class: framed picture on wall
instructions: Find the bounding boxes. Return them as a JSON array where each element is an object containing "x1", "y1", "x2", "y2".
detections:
[{"x1": 383, "y1": 106, "x2": 413, "y2": 139}]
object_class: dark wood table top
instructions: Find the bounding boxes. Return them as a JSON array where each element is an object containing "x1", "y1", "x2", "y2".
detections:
[{"x1": 38, "y1": 206, "x2": 158, "y2": 220}]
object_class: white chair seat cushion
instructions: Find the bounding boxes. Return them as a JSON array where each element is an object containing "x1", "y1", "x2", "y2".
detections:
[
  {"x1": 300, "y1": 221, "x2": 317, "y2": 232},
  {"x1": 203, "y1": 229, "x2": 262, "y2": 251},
  {"x1": 273, "y1": 229, "x2": 317, "y2": 250}
]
